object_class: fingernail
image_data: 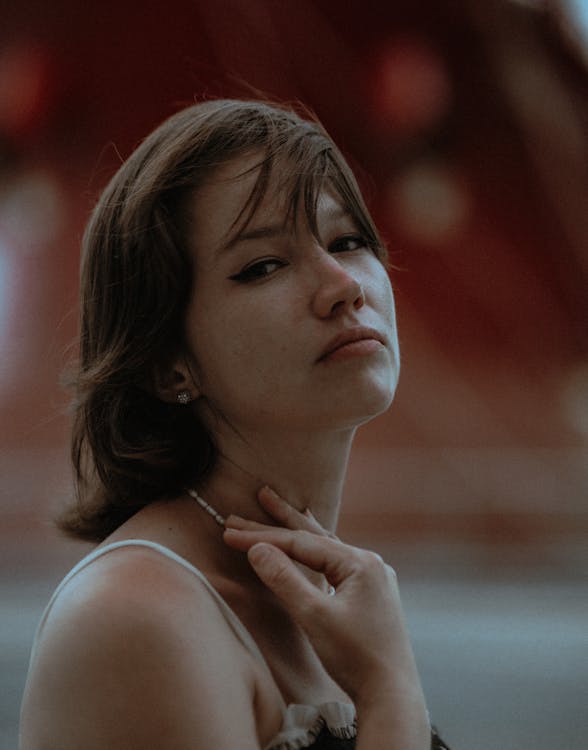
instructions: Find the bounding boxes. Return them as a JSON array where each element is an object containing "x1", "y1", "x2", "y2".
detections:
[
  {"x1": 225, "y1": 514, "x2": 246, "y2": 528},
  {"x1": 304, "y1": 508, "x2": 313, "y2": 518},
  {"x1": 260, "y1": 485, "x2": 280, "y2": 500},
  {"x1": 248, "y1": 542, "x2": 274, "y2": 565}
]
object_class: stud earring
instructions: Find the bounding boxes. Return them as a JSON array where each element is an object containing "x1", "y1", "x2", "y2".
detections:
[{"x1": 177, "y1": 390, "x2": 191, "y2": 405}]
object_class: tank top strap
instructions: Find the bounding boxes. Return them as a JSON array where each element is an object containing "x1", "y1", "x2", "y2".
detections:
[{"x1": 35, "y1": 539, "x2": 278, "y2": 689}]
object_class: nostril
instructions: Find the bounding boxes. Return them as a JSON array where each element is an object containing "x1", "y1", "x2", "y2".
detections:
[
  {"x1": 329, "y1": 299, "x2": 345, "y2": 316},
  {"x1": 312, "y1": 264, "x2": 366, "y2": 318}
]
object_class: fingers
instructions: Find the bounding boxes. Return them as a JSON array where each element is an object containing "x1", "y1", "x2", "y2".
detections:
[
  {"x1": 225, "y1": 515, "x2": 273, "y2": 532},
  {"x1": 225, "y1": 510, "x2": 329, "y2": 536},
  {"x1": 223, "y1": 527, "x2": 355, "y2": 588},
  {"x1": 302, "y1": 508, "x2": 338, "y2": 539},
  {"x1": 256, "y1": 486, "x2": 296, "y2": 527},
  {"x1": 224, "y1": 486, "x2": 345, "y2": 597},
  {"x1": 257, "y1": 486, "x2": 329, "y2": 534},
  {"x1": 247, "y1": 543, "x2": 325, "y2": 613},
  {"x1": 225, "y1": 485, "x2": 337, "y2": 539}
]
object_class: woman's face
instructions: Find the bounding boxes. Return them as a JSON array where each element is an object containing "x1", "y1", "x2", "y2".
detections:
[{"x1": 182, "y1": 153, "x2": 400, "y2": 436}]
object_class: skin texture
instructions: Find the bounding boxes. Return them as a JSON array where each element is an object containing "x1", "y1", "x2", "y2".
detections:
[
  {"x1": 184, "y1": 157, "x2": 399, "y2": 435},
  {"x1": 167, "y1": 152, "x2": 400, "y2": 531},
  {"x1": 225, "y1": 490, "x2": 430, "y2": 749},
  {"x1": 19, "y1": 154, "x2": 430, "y2": 750}
]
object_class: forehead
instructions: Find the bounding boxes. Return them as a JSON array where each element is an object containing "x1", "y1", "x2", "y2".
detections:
[
  {"x1": 188, "y1": 151, "x2": 348, "y2": 255},
  {"x1": 190, "y1": 152, "x2": 283, "y2": 248}
]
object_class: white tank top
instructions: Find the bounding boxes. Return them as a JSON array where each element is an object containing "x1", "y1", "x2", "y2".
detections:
[{"x1": 30, "y1": 539, "x2": 357, "y2": 750}]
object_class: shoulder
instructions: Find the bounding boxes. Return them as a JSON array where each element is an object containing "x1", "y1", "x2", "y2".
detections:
[
  {"x1": 20, "y1": 543, "x2": 262, "y2": 750},
  {"x1": 37, "y1": 543, "x2": 242, "y2": 652}
]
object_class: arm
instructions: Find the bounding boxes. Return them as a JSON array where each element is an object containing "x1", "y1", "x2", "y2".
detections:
[
  {"x1": 224, "y1": 490, "x2": 432, "y2": 750},
  {"x1": 20, "y1": 550, "x2": 263, "y2": 750}
]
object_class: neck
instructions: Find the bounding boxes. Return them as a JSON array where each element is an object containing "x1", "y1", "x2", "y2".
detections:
[{"x1": 195, "y1": 425, "x2": 357, "y2": 534}]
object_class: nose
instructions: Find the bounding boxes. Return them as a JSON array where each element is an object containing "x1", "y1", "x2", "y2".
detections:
[{"x1": 311, "y1": 251, "x2": 365, "y2": 318}]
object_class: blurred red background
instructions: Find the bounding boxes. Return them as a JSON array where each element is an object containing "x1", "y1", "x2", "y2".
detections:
[{"x1": 1, "y1": 0, "x2": 587, "y2": 557}]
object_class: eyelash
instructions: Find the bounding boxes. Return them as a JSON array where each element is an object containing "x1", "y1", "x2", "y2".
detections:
[
  {"x1": 329, "y1": 234, "x2": 369, "y2": 254},
  {"x1": 228, "y1": 234, "x2": 370, "y2": 284},
  {"x1": 229, "y1": 258, "x2": 286, "y2": 283}
]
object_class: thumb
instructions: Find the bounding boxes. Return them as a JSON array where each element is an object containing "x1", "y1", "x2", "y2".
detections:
[{"x1": 248, "y1": 543, "x2": 322, "y2": 613}]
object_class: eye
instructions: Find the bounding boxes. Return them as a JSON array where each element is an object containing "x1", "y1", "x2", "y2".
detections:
[
  {"x1": 229, "y1": 257, "x2": 287, "y2": 283},
  {"x1": 328, "y1": 234, "x2": 370, "y2": 254}
]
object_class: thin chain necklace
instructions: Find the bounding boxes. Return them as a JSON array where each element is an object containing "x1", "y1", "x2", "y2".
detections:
[
  {"x1": 188, "y1": 487, "x2": 337, "y2": 596},
  {"x1": 187, "y1": 488, "x2": 226, "y2": 527}
]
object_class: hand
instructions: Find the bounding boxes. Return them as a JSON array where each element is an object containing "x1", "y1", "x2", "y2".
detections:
[{"x1": 223, "y1": 487, "x2": 425, "y2": 711}]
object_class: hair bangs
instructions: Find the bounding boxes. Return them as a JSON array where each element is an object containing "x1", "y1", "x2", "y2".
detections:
[{"x1": 218, "y1": 128, "x2": 385, "y2": 259}]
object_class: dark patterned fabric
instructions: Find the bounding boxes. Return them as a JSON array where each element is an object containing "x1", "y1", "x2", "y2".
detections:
[
  {"x1": 305, "y1": 726, "x2": 356, "y2": 748},
  {"x1": 431, "y1": 725, "x2": 452, "y2": 749},
  {"x1": 303, "y1": 726, "x2": 451, "y2": 749}
]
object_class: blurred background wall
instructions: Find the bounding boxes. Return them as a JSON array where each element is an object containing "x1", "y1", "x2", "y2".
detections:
[{"x1": 1, "y1": 1, "x2": 587, "y2": 749}]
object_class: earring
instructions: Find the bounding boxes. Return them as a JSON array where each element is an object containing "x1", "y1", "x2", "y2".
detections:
[{"x1": 177, "y1": 390, "x2": 191, "y2": 405}]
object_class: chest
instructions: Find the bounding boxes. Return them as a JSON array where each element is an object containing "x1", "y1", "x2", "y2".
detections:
[{"x1": 218, "y1": 580, "x2": 349, "y2": 707}]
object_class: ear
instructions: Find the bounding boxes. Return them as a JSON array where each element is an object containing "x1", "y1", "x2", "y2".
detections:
[{"x1": 153, "y1": 356, "x2": 200, "y2": 405}]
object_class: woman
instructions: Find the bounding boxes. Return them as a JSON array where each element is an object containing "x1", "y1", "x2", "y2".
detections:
[{"x1": 20, "y1": 99, "x2": 450, "y2": 749}]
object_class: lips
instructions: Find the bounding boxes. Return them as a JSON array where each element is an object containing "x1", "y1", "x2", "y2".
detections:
[{"x1": 317, "y1": 327, "x2": 386, "y2": 362}]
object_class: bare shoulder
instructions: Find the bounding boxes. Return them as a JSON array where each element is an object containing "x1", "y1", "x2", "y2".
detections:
[{"x1": 20, "y1": 545, "x2": 265, "y2": 750}]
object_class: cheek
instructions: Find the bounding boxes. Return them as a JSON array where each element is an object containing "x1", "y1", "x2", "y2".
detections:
[
  {"x1": 186, "y1": 296, "x2": 276, "y2": 389},
  {"x1": 369, "y1": 263, "x2": 397, "y2": 319},
  {"x1": 369, "y1": 265, "x2": 400, "y2": 358}
]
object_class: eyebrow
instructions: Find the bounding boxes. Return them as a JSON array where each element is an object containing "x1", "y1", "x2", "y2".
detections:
[
  {"x1": 223, "y1": 223, "x2": 288, "y2": 250},
  {"x1": 220, "y1": 206, "x2": 354, "y2": 253}
]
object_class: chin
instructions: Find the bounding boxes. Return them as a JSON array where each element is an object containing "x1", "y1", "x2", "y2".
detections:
[
  {"x1": 357, "y1": 362, "x2": 399, "y2": 409},
  {"x1": 350, "y1": 383, "x2": 397, "y2": 427},
  {"x1": 315, "y1": 372, "x2": 399, "y2": 430}
]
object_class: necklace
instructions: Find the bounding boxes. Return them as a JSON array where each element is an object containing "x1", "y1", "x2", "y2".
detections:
[
  {"x1": 188, "y1": 487, "x2": 336, "y2": 596},
  {"x1": 187, "y1": 488, "x2": 226, "y2": 527}
]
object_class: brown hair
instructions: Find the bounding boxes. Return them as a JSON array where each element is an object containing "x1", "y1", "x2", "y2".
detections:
[{"x1": 59, "y1": 98, "x2": 387, "y2": 542}]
